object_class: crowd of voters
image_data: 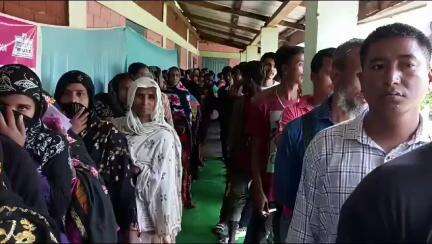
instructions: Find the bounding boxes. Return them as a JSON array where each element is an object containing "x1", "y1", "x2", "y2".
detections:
[{"x1": 1, "y1": 22, "x2": 432, "y2": 243}]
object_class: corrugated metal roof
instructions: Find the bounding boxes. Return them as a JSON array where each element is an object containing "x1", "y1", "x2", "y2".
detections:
[{"x1": 177, "y1": 0, "x2": 306, "y2": 49}]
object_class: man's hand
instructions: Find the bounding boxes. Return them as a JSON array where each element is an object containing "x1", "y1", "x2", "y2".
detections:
[
  {"x1": 252, "y1": 181, "x2": 269, "y2": 217},
  {"x1": 70, "y1": 107, "x2": 89, "y2": 134},
  {"x1": 0, "y1": 109, "x2": 26, "y2": 147}
]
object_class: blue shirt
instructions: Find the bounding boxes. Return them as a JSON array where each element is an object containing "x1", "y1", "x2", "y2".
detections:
[{"x1": 274, "y1": 96, "x2": 334, "y2": 209}]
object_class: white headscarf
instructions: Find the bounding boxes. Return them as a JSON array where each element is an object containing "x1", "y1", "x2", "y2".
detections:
[
  {"x1": 113, "y1": 77, "x2": 183, "y2": 237},
  {"x1": 116, "y1": 77, "x2": 169, "y2": 135}
]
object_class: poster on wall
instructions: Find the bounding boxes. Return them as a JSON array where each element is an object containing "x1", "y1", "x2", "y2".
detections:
[{"x1": 0, "y1": 14, "x2": 37, "y2": 69}]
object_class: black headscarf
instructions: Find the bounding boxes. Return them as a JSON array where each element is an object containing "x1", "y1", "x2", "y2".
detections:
[
  {"x1": 0, "y1": 64, "x2": 72, "y2": 232},
  {"x1": 94, "y1": 73, "x2": 129, "y2": 119},
  {"x1": 54, "y1": 70, "x2": 95, "y2": 109},
  {"x1": 54, "y1": 70, "x2": 136, "y2": 229},
  {"x1": 0, "y1": 64, "x2": 46, "y2": 118}
]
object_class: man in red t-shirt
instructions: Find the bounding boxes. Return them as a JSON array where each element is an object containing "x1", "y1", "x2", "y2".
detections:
[
  {"x1": 245, "y1": 46, "x2": 304, "y2": 243},
  {"x1": 280, "y1": 47, "x2": 336, "y2": 126}
]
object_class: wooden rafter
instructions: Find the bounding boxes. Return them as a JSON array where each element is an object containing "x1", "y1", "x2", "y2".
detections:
[
  {"x1": 230, "y1": 0, "x2": 243, "y2": 42},
  {"x1": 199, "y1": 32, "x2": 246, "y2": 49},
  {"x1": 279, "y1": 20, "x2": 305, "y2": 31},
  {"x1": 195, "y1": 23, "x2": 253, "y2": 42},
  {"x1": 182, "y1": 1, "x2": 268, "y2": 21},
  {"x1": 250, "y1": 0, "x2": 303, "y2": 46},
  {"x1": 267, "y1": 1, "x2": 303, "y2": 27},
  {"x1": 186, "y1": 13, "x2": 260, "y2": 34}
]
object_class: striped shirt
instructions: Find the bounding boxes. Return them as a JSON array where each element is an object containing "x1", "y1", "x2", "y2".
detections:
[{"x1": 287, "y1": 111, "x2": 432, "y2": 243}]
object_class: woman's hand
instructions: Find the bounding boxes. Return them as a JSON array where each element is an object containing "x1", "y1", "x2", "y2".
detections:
[
  {"x1": 70, "y1": 107, "x2": 89, "y2": 134},
  {"x1": 0, "y1": 109, "x2": 26, "y2": 147},
  {"x1": 162, "y1": 235, "x2": 172, "y2": 243}
]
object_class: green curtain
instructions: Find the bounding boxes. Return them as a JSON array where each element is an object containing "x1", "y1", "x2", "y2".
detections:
[{"x1": 202, "y1": 57, "x2": 229, "y2": 74}]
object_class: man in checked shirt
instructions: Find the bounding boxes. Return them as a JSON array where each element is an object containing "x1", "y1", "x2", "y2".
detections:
[{"x1": 287, "y1": 23, "x2": 432, "y2": 243}]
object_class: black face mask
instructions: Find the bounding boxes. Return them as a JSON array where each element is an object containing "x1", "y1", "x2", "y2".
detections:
[
  {"x1": 59, "y1": 102, "x2": 89, "y2": 119},
  {"x1": 0, "y1": 105, "x2": 32, "y2": 128}
]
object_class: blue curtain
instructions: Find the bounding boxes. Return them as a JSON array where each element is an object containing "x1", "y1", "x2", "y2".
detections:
[
  {"x1": 41, "y1": 27, "x2": 178, "y2": 94},
  {"x1": 125, "y1": 28, "x2": 178, "y2": 70},
  {"x1": 202, "y1": 57, "x2": 229, "y2": 74}
]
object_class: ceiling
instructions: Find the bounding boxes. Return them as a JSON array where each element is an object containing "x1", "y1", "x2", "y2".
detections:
[
  {"x1": 174, "y1": 1, "x2": 408, "y2": 50},
  {"x1": 176, "y1": 0, "x2": 306, "y2": 50}
]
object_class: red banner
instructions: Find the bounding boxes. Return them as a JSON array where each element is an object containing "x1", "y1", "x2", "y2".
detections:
[{"x1": 0, "y1": 14, "x2": 37, "y2": 69}]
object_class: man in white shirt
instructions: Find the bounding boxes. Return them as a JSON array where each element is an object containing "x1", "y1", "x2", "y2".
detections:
[{"x1": 287, "y1": 22, "x2": 432, "y2": 243}]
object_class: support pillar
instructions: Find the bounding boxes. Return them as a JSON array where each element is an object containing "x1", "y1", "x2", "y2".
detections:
[
  {"x1": 162, "y1": 2, "x2": 168, "y2": 48},
  {"x1": 246, "y1": 45, "x2": 259, "y2": 61},
  {"x1": 260, "y1": 27, "x2": 279, "y2": 56},
  {"x1": 69, "y1": 1, "x2": 87, "y2": 28},
  {"x1": 240, "y1": 51, "x2": 246, "y2": 62},
  {"x1": 303, "y1": 0, "x2": 358, "y2": 95}
]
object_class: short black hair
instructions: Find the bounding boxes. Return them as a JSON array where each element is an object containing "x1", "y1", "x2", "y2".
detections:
[
  {"x1": 128, "y1": 62, "x2": 148, "y2": 76},
  {"x1": 360, "y1": 23, "x2": 432, "y2": 68},
  {"x1": 311, "y1": 48, "x2": 336, "y2": 74},
  {"x1": 168, "y1": 66, "x2": 180, "y2": 75},
  {"x1": 260, "y1": 52, "x2": 276, "y2": 62},
  {"x1": 222, "y1": 66, "x2": 232, "y2": 75},
  {"x1": 275, "y1": 45, "x2": 304, "y2": 75}
]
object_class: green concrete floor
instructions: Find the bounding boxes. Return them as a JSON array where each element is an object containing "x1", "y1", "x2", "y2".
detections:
[{"x1": 176, "y1": 158, "x2": 226, "y2": 243}]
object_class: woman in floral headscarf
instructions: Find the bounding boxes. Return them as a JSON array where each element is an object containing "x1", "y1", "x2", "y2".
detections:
[
  {"x1": 113, "y1": 77, "x2": 182, "y2": 243},
  {"x1": 0, "y1": 64, "x2": 72, "y2": 233}
]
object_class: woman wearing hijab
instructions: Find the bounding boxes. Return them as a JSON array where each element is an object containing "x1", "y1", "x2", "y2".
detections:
[
  {"x1": 42, "y1": 95, "x2": 118, "y2": 243},
  {"x1": 54, "y1": 70, "x2": 136, "y2": 234},
  {"x1": 0, "y1": 64, "x2": 72, "y2": 233},
  {"x1": 165, "y1": 66, "x2": 198, "y2": 208},
  {"x1": 94, "y1": 73, "x2": 133, "y2": 120},
  {"x1": 113, "y1": 77, "x2": 182, "y2": 243},
  {"x1": 1, "y1": 158, "x2": 60, "y2": 243}
]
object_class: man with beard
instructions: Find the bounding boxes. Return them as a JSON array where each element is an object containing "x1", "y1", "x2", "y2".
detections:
[
  {"x1": 287, "y1": 23, "x2": 432, "y2": 243},
  {"x1": 274, "y1": 39, "x2": 365, "y2": 242}
]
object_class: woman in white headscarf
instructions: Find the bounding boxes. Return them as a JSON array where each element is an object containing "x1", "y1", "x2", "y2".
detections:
[{"x1": 113, "y1": 77, "x2": 182, "y2": 243}]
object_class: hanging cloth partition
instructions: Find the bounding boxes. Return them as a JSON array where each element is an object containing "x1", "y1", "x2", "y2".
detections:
[
  {"x1": 41, "y1": 27, "x2": 126, "y2": 94},
  {"x1": 125, "y1": 27, "x2": 178, "y2": 70},
  {"x1": 41, "y1": 26, "x2": 178, "y2": 94},
  {"x1": 202, "y1": 57, "x2": 229, "y2": 75}
]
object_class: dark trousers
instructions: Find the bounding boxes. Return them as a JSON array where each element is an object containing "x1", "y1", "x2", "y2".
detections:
[{"x1": 245, "y1": 204, "x2": 282, "y2": 243}]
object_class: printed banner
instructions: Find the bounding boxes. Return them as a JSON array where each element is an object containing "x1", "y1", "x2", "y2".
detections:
[{"x1": 0, "y1": 14, "x2": 37, "y2": 69}]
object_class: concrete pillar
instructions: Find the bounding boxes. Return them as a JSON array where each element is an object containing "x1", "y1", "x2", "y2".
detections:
[
  {"x1": 260, "y1": 27, "x2": 279, "y2": 56},
  {"x1": 240, "y1": 51, "x2": 246, "y2": 62},
  {"x1": 162, "y1": 2, "x2": 168, "y2": 48},
  {"x1": 246, "y1": 45, "x2": 259, "y2": 61},
  {"x1": 69, "y1": 1, "x2": 87, "y2": 28},
  {"x1": 303, "y1": 0, "x2": 359, "y2": 95}
]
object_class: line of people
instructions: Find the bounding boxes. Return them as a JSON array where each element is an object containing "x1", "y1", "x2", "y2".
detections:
[
  {"x1": 213, "y1": 22, "x2": 432, "y2": 244},
  {"x1": 0, "y1": 61, "x2": 224, "y2": 242}
]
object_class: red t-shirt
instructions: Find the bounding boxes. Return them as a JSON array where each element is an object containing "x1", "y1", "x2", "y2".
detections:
[
  {"x1": 280, "y1": 95, "x2": 315, "y2": 127},
  {"x1": 246, "y1": 88, "x2": 297, "y2": 202}
]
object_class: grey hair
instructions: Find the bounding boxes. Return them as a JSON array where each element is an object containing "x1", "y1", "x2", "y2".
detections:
[{"x1": 333, "y1": 38, "x2": 364, "y2": 71}]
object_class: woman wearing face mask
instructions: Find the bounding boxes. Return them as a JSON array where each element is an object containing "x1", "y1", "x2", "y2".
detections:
[
  {"x1": 54, "y1": 70, "x2": 136, "y2": 237},
  {"x1": 0, "y1": 64, "x2": 72, "y2": 235},
  {"x1": 113, "y1": 77, "x2": 182, "y2": 243},
  {"x1": 42, "y1": 93, "x2": 118, "y2": 243}
]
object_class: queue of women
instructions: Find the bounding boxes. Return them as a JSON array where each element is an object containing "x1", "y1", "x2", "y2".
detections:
[{"x1": 0, "y1": 64, "x2": 185, "y2": 243}]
